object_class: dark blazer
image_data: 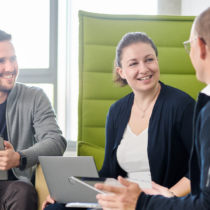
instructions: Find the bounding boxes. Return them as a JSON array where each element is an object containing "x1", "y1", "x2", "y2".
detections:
[
  {"x1": 99, "y1": 81, "x2": 195, "y2": 189},
  {"x1": 136, "y1": 93, "x2": 210, "y2": 210}
]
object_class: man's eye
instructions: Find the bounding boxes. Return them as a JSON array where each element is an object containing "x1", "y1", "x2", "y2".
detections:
[
  {"x1": 0, "y1": 59, "x2": 4, "y2": 63},
  {"x1": 10, "y1": 57, "x2": 16, "y2": 62}
]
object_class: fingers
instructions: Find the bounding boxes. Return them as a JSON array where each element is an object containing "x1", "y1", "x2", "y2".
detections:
[
  {"x1": 151, "y1": 182, "x2": 174, "y2": 198},
  {"x1": 117, "y1": 176, "x2": 131, "y2": 187},
  {"x1": 96, "y1": 193, "x2": 116, "y2": 202},
  {"x1": 0, "y1": 141, "x2": 13, "y2": 157},
  {"x1": 97, "y1": 196, "x2": 135, "y2": 210},
  {"x1": 42, "y1": 195, "x2": 55, "y2": 210},
  {"x1": 142, "y1": 188, "x2": 160, "y2": 195},
  {"x1": 46, "y1": 195, "x2": 55, "y2": 203},
  {"x1": 151, "y1": 181, "x2": 162, "y2": 192},
  {"x1": 42, "y1": 201, "x2": 48, "y2": 210},
  {"x1": 95, "y1": 183, "x2": 125, "y2": 194},
  {"x1": 4, "y1": 141, "x2": 13, "y2": 149},
  {"x1": 98, "y1": 199, "x2": 121, "y2": 209}
]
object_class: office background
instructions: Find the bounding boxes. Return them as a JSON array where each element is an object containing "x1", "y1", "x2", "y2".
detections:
[{"x1": 0, "y1": 0, "x2": 209, "y2": 155}]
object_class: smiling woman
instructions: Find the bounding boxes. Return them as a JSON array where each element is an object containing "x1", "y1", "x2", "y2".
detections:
[{"x1": 98, "y1": 32, "x2": 195, "y2": 196}]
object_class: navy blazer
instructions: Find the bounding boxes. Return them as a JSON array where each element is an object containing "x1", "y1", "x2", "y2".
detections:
[
  {"x1": 136, "y1": 93, "x2": 210, "y2": 210},
  {"x1": 99, "y1": 81, "x2": 195, "y2": 189}
]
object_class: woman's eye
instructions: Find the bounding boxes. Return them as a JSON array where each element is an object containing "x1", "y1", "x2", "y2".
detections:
[
  {"x1": 0, "y1": 59, "x2": 4, "y2": 63},
  {"x1": 146, "y1": 58, "x2": 153, "y2": 62},
  {"x1": 130, "y1": 62, "x2": 137, "y2": 66}
]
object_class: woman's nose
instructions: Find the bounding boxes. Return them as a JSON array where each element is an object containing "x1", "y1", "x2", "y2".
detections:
[{"x1": 138, "y1": 63, "x2": 148, "y2": 74}]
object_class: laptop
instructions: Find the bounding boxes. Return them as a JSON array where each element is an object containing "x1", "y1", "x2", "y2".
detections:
[{"x1": 39, "y1": 156, "x2": 100, "y2": 204}]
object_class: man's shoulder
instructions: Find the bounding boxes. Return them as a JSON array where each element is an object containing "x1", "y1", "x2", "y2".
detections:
[
  {"x1": 8, "y1": 83, "x2": 48, "y2": 106},
  {"x1": 14, "y1": 83, "x2": 43, "y2": 93},
  {"x1": 12, "y1": 83, "x2": 46, "y2": 99},
  {"x1": 201, "y1": 100, "x2": 210, "y2": 117}
]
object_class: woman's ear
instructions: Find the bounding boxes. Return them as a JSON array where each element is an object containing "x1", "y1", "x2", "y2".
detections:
[
  {"x1": 197, "y1": 37, "x2": 207, "y2": 60},
  {"x1": 116, "y1": 67, "x2": 125, "y2": 79}
]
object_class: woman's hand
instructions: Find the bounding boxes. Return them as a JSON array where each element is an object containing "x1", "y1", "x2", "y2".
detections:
[
  {"x1": 149, "y1": 181, "x2": 175, "y2": 198},
  {"x1": 42, "y1": 195, "x2": 55, "y2": 210},
  {"x1": 95, "y1": 176, "x2": 142, "y2": 210},
  {"x1": 142, "y1": 188, "x2": 160, "y2": 195}
]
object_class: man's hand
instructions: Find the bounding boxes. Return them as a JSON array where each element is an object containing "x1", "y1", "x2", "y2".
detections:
[
  {"x1": 0, "y1": 141, "x2": 20, "y2": 170},
  {"x1": 42, "y1": 195, "x2": 55, "y2": 210},
  {"x1": 95, "y1": 176, "x2": 142, "y2": 210}
]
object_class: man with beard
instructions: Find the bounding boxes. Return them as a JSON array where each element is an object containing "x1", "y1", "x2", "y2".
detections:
[{"x1": 0, "y1": 30, "x2": 67, "y2": 210}]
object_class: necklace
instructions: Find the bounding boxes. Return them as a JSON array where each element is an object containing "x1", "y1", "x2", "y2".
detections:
[{"x1": 134, "y1": 83, "x2": 159, "y2": 118}]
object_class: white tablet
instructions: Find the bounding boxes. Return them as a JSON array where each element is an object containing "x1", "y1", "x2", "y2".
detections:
[{"x1": 68, "y1": 176, "x2": 123, "y2": 194}]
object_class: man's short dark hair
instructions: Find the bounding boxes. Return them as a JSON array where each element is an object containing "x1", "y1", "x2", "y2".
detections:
[
  {"x1": 0, "y1": 30, "x2": 12, "y2": 42},
  {"x1": 194, "y1": 7, "x2": 210, "y2": 48}
]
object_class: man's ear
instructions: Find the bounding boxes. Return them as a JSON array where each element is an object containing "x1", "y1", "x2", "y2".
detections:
[
  {"x1": 116, "y1": 67, "x2": 125, "y2": 79},
  {"x1": 197, "y1": 37, "x2": 206, "y2": 60}
]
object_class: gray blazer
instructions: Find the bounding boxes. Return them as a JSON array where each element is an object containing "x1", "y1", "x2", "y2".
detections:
[{"x1": 5, "y1": 83, "x2": 67, "y2": 183}]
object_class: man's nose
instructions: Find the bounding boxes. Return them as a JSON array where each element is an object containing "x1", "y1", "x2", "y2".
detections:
[{"x1": 4, "y1": 60, "x2": 14, "y2": 71}]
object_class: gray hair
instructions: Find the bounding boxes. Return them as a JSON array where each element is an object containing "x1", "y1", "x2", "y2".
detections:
[
  {"x1": 0, "y1": 30, "x2": 12, "y2": 42},
  {"x1": 194, "y1": 7, "x2": 210, "y2": 48}
]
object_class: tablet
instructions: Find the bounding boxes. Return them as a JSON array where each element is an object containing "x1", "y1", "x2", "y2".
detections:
[
  {"x1": 66, "y1": 177, "x2": 123, "y2": 208},
  {"x1": 68, "y1": 176, "x2": 123, "y2": 194}
]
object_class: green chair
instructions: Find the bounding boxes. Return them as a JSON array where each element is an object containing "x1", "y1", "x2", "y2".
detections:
[{"x1": 77, "y1": 11, "x2": 205, "y2": 171}]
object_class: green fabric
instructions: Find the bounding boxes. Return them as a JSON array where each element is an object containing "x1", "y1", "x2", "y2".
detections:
[
  {"x1": 78, "y1": 11, "x2": 206, "y2": 171},
  {"x1": 77, "y1": 141, "x2": 105, "y2": 171}
]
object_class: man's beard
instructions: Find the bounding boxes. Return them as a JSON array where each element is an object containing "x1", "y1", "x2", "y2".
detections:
[
  {"x1": 0, "y1": 83, "x2": 14, "y2": 92},
  {"x1": 0, "y1": 70, "x2": 16, "y2": 92}
]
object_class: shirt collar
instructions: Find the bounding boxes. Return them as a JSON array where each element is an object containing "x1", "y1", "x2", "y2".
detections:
[{"x1": 201, "y1": 84, "x2": 210, "y2": 96}]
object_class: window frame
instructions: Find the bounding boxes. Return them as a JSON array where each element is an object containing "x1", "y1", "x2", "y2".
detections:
[{"x1": 17, "y1": 0, "x2": 58, "y2": 112}]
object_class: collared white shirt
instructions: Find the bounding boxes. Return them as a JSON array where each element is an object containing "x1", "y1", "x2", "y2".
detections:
[{"x1": 201, "y1": 84, "x2": 210, "y2": 96}]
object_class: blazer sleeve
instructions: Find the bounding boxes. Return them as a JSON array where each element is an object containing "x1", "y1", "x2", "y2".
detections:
[
  {"x1": 99, "y1": 105, "x2": 116, "y2": 178},
  {"x1": 179, "y1": 99, "x2": 195, "y2": 178},
  {"x1": 136, "y1": 105, "x2": 210, "y2": 210}
]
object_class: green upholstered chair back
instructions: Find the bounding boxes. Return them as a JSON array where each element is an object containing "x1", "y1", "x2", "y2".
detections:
[{"x1": 77, "y1": 11, "x2": 205, "y2": 171}]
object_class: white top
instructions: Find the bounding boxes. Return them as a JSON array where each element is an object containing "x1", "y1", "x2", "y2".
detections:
[
  {"x1": 116, "y1": 124, "x2": 152, "y2": 188},
  {"x1": 201, "y1": 84, "x2": 210, "y2": 96}
]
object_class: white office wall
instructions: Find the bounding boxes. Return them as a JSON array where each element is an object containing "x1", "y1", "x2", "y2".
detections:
[
  {"x1": 182, "y1": 0, "x2": 210, "y2": 16},
  {"x1": 158, "y1": 0, "x2": 181, "y2": 15}
]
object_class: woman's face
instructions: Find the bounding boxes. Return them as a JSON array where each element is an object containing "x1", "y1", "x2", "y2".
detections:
[{"x1": 117, "y1": 42, "x2": 160, "y2": 92}]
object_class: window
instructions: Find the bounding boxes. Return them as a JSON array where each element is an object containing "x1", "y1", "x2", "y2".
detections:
[{"x1": 0, "y1": 0, "x2": 58, "y2": 111}]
